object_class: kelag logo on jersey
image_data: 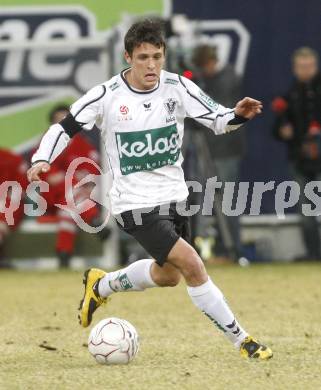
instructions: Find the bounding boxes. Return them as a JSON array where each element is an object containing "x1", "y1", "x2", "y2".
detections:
[
  {"x1": 0, "y1": 7, "x2": 108, "y2": 115},
  {"x1": 116, "y1": 124, "x2": 180, "y2": 175}
]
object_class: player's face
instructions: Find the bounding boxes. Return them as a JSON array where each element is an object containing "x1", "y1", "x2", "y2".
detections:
[
  {"x1": 125, "y1": 42, "x2": 165, "y2": 90},
  {"x1": 293, "y1": 55, "x2": 318, "y2": 83}
]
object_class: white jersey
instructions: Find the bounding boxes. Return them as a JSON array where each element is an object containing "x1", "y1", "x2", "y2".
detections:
[{"x1": 33, "y1": 69, "x2": 245, "y2": 215}]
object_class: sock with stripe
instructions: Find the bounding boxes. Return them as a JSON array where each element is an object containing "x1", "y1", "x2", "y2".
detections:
[
  {"x1": 98, "y1": 259, "x2": 157, "y2": 297},
  {"x1": 187, "y1": 277, "x2": 248, "y2": 347}
]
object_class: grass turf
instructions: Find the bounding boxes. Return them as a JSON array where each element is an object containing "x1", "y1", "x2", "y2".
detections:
[{"x1": 0, "y1": 263, "x2": 321, "y2": 390}]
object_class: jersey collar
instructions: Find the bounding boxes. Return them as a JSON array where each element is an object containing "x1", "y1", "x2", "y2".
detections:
[{"x1": 120, "y1": 68, "x2": 161, "y2": 94}]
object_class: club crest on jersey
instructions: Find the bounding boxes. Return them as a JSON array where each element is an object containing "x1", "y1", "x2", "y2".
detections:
[
  {"x1": 164, "y1": 98, "x2": 177, "y2": 115},
  {"x1": 164, "y1": 98, "x2": 177, "y2": 123}
]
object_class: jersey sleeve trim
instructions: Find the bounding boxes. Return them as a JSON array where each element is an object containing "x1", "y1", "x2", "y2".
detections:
[
  {"x1": 32, "y1": 159, "x2": 49, "y2": 165},
  {"x1": 216, "y1": 110, "x2": 235, "y2": 118},
  {"x1": 178, "y1": 75, "x2": 214, "y2": 113},
  {"x1": 227, "y1": 114, "x2": 249, "y2": 124},
  {"x1": 74, "y1": 85, "x2": 106, "y2": 119},
  {"x1": 31, "y1": 124, "x2": 71, "y2": 165},
  {"x1": 49, "y1": 130, "x2": 64, "y2": 161}
]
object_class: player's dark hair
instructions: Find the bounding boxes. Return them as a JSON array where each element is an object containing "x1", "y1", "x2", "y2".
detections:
[
  {"x1": 48, "y1": 104, "x2": 69, "y2": 124},
  {"x1": 124, "y1": 18, "x2": 166, "y2": 56}
]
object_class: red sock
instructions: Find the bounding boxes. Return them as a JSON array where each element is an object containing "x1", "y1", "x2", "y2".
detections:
[{"x1": 56, "y1": 219, "x2": 77, "y2": 254}]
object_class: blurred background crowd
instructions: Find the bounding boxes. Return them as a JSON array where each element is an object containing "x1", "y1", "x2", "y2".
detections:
[{"x1": 0, "y1": 0, "x2": 320, "y2": 269}]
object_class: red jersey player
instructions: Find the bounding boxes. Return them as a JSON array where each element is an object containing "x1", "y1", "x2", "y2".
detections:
[{"x1": 0, "y1": 148, "x2": 28, "y2": 268}]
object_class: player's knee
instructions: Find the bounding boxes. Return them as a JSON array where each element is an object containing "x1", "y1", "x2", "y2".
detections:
[
  {"x1": 165, "y1": 271, "x2": 181, "y2": 287},
  {"x1": 157, "y1": 270, "x2": 181, "y2": 287},
  {"x1": 183, "y1": 253, "x2": 206, "y2": 281},
  {"x1": 167, "y1": 242, "x2": 207, "y2": 283},
  {"x1": 151, "y1": 263, "x2": 181, "y2": 287}
]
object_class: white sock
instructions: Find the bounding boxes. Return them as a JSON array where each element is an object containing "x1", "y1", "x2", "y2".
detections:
[
  {"x1": 98, "y1": 259, "x2": 157, "y2": 298},
  {"x1": 187, "y1": 277, "x2": 248, "y2": 348}
]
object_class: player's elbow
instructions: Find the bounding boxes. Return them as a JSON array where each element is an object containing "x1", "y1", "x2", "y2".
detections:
[{"x1": 60, "y1": 113, "x2": 83, "y2": 138}]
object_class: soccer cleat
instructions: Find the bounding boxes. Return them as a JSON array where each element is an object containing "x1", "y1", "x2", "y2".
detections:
[
  {"x1": 78, "y1": 268, "x2": 108, "y2": 328},
  {"x1": 240, "y1": 336, "x2": 273, "y2": 360}
]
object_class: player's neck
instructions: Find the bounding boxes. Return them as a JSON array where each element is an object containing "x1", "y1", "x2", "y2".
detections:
[{"x1": 124, "y1": 69, "x2": 158, "y2": 91}]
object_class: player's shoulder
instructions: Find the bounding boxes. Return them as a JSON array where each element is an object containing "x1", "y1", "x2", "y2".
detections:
[
  {"x1": 161, "y1": 70, "x2": 198, "y2": 92},
  {"x1": 161, "y1": 70, "x2": 181, "y2": 87},
  {"x1": 83, "y1": 75, "x2": 121, "y2": 100},
  {"x1": 102, "y1": 74, "x2": 122, "y2": 94}
]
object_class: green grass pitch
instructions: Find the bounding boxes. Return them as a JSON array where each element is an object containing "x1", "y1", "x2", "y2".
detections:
[{"x1": 1, "y1": 263, "x2": 321, "y2": 390}]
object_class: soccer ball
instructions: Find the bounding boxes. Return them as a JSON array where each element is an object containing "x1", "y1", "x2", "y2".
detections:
[{"x1": 88, "y1": 317, "x2": 139, "y2": 365}]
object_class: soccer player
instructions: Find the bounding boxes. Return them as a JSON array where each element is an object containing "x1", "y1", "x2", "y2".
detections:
[
  {"x1": 27, "y1": 19, "x2": 272, "y2": 359},
  {"x1": 0, "y1": 148, "x2": 28, "y2": 268}
]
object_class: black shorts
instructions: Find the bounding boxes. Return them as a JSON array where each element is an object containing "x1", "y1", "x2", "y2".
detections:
[{"x1": 116, "y1": 202, "x2": 191, "y2": 266}]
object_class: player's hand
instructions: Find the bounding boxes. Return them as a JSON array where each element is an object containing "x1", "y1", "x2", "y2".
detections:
[
  {"x1": 27, "y1": 161, "x2": 51, "y2": 182},
  {"x1": 234, "y1": 97, "x2": 263, "y2": 119}
]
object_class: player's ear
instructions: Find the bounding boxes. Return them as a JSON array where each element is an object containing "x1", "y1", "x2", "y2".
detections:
[{"x1": 124, "y1": 51, "x2": 132, "y2": 65}]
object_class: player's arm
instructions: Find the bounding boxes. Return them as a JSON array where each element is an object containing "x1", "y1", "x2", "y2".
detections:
[
  {"x1": 179, "y1": 76, "x2": 262, "y2": 135},
  {"x1": 28, "y1": 85, "x2": 106, "y2": 182}
]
